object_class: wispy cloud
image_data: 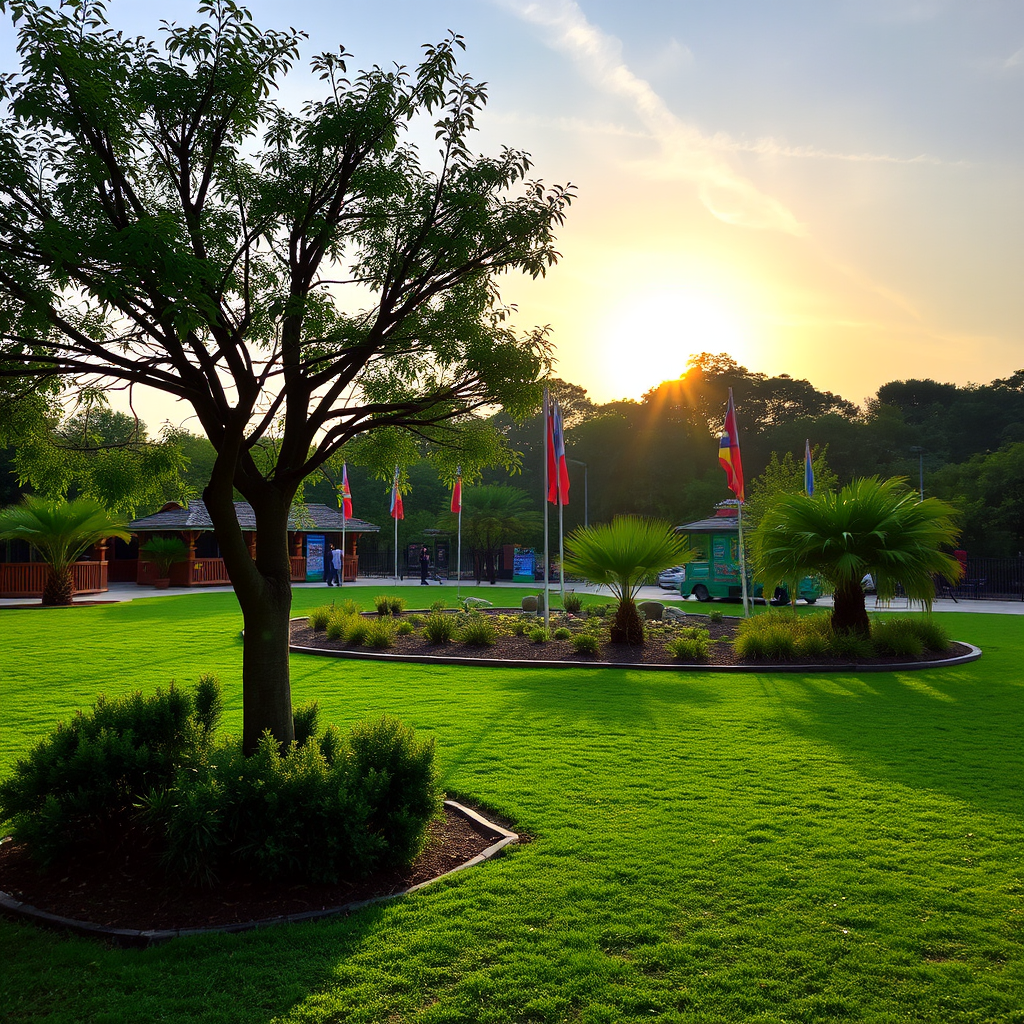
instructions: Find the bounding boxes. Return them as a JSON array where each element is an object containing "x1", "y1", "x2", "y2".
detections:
[{"x1": 494, "y1": 0, "x2": 806, "y2": 236}]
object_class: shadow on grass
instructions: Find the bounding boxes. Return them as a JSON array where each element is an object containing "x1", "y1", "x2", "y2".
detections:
[{"x1": 761, "y1": 663, "x2": 1022, "y2": 815}]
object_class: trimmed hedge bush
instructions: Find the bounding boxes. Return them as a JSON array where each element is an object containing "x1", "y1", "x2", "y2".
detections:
[{"x1": 0, "y1": 679, "x2": 441, "y2": 886}]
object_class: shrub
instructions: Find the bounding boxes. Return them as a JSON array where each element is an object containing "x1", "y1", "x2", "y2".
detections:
[
  {"x1": 570, "y1": 632, "x2": 600, "y2": 655},
  {"x1": 666, "y1": 635, "x2": 711, "y2": 661},
  {"x1": 906, "y1": 616, "x2": 951, "y2": 652},
  {"x1": 529, "y1": 627, "x2": 549, "y2": 644},
  {"x1": 365, "y1": 616, "x2": 398, "y2": 649},
  {"x1": 511, "y1": 616, "x2": 532, "y2": 637},
  {"x1": 0, "y1": 677, "x2": 222, "y2": 866},
  {"x1": 458, "y1": 616, "x2": 498, "y2": 646},
  {"x1": 5, "y1": 684, "x2": 440, "y2": 888},
  {"x1": 407, "y1": 613, "x2": 425, "y2": 627},
  {"x1": 422, "y1": 611, "x2": 458, "y2": 644},
  {"x1": 708, "y1": 609, "x2": 724, "y2": 624},
  {"x1": 586, "y1": 603, "x2": 609, "y2": 618},
  {"x1": 338, "y1": 598, "x2": 361, "y2": 616},
  {"x1": 562, "y1": 592, "x2": 583, "y2": 614},
  {"x1": 430, "y1": 599, "x2": 447, "y2": 612},
  {"x1": 553, "y1": 627, "x2": 572, "y2": 641},
  {"x1": 733, "y1": 614, "x2": 799, "y2": 661},
  {"x1": 871, "y1": 618, "x2": 925, "y2": 657},
  {"x1": 307, "y1": 604, "x2": 333, "y2": 631},
  {"x1": 794, "y1": 630, "x2": 830, "y2": 658},
  {"x1": 396, "y1": 620, "x2": 415, "y2": 636},
  {"x1": 343, "y1": 614, "x2": 370, "y2": 646},
  {"x1": 325, "y1": 612, "x2": 348, "y2": 641},
  {"x1": 374, "y1": 595, "x2": 407, "y2": 616},
  {"x1": 826, "y1": 630, "x2": 876, "y2": 659}
]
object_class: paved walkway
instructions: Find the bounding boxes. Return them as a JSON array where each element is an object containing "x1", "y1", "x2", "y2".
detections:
[{"x1": 3, "y1": 579, "x2": 1021, "y2": 614}]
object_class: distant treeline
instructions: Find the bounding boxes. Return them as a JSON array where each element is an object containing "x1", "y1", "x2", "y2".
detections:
[{"x1": 3, "y1": 353, "x2": 1021, "y2": 556}]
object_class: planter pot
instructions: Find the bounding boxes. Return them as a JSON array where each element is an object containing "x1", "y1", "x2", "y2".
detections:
[{"x1": 153, "y1": 578, "x2": 171, "y2": 589}]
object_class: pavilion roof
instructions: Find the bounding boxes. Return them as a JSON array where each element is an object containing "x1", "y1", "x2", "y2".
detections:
[
  {"x1": 675, "y1": 511, "x2": 739, "y2": 534},
  {"x1": 128, "y1": 500, "x2": 380, "y2": 534}
]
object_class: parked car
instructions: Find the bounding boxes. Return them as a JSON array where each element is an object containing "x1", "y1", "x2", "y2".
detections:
[{"x1": 658, "y1": 566, "x2": 688, "y2": 590}]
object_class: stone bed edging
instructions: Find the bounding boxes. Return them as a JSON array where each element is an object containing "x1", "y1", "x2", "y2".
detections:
[{"x1": 0, "y1": 800, "x2": 518, "y2": 948}]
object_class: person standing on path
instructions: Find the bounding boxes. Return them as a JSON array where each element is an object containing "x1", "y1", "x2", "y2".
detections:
[
  {"x1": 324, "y1": 544, "x2": 337, "y2": 586},
  {"x1": 420, "y1": 545, "x2": 430, "y2": 586},
  {"x1": 332, "y1": 543, "x2": 343, "y2": 586}
]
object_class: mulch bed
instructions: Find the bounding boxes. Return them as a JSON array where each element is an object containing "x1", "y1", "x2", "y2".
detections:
[
  {"x1": 290, "y1": 612, "x2": 973, "y2": 670},
  {"x1": 0, "y1": 804, "x2": 503, "y2": 933}
]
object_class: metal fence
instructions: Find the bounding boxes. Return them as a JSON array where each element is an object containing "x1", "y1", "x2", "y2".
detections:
[{"x1": 942, "y1": 556, "x2": 1024, "y2": 602}]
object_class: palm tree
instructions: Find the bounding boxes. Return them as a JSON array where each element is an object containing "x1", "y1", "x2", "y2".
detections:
[
  {"x1": 752, "y1": 476, "x2": 962, "y2": 635},
  {"x1": 562, "y1": 516, "x2": 690, "y2": 644},
  {"x1": 0, "y1": 496, "x2": 130, "y2": 605},
  {"x1": 438, "y1": 485, "x2": 541, "y2": 584}
]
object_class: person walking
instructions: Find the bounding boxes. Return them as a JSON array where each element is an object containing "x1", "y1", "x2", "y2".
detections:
[
  {"x1": 332, "y1": 542, "x2": 343, "y2": 586},
  {"x1": 325, "y1": 543, "x2": 337, "y2": 586},
  {"x1": 419, "y1": 545, "x2": 430, "y2": 586}
]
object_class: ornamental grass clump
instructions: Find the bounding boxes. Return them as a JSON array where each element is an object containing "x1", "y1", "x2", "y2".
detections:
[
  {"x1": 562, "y1": 592, "x2": 583, "y2": 614},
  {"x1": 553, "y1": 626, "x2": 572, "y2": 641},
  {"x1": 871, "y1": 617, "x2": 926, "y2": 657},
  {"x1": 364, "y1": 616, "x2": 398, "y2": 649},
  {"x1": 423, "y1": 611, "x2": 458, "y2": 644},
  {"x1": 666, "y1": 631, "x2": 712, "y2": 661},
  {"x1": 458, "y1": 616, "x2": 498, "y2": 646},
  {"x1": 733, "y1": 614, "x2": 800, "y2": 661},
  {"x1": 307, "y1": 604, "x2": 333, "y2": 632},
  {"x1": 374, "y1": 595, "x2": 406, "y2": 616}
]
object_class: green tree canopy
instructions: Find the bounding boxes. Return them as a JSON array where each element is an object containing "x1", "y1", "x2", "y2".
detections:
[{"x1": 0, "y1": 2, "x2": 572, "y2": 751}]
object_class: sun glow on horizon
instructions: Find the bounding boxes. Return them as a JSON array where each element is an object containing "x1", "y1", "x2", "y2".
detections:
[{"x1": 594, "y1": 289, "x2": 755, "y2": 400}]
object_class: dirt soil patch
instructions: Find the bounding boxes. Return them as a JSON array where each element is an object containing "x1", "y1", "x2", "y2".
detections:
[{"x1": 0, "y1": 804, "x2": 504, "y2": 933}]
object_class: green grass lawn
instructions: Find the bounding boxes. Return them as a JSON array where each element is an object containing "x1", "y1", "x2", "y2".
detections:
[{"x1": 1, "y1": 588, "x2": 1021, "y2": 1023}]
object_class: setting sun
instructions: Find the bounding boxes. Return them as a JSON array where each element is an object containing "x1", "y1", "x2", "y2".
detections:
[{"x1": 596, "y1": 289, "x2": 753, "y2": 398}]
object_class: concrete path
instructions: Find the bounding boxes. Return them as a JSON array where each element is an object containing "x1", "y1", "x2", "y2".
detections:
[{"x1": 3, "y1": 579, "x2": 1021, "y2": 614}]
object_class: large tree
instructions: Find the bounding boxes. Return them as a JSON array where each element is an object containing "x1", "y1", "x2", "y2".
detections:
[{"x1": 0, "y1": 1, "x2": 572, "y2": 751}]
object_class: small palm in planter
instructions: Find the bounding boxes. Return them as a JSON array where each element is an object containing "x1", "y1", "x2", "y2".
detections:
[{"x1": 140, "y1": 536, "x2": 189, "y2": 586}]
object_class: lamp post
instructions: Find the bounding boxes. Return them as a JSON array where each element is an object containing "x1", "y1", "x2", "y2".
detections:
[
  {"x1": 568, "y1": 458, "x2": 588, "y2": 527},
  {"x1": 910, "y1": 446, "x2": 925, "y2": 501}
]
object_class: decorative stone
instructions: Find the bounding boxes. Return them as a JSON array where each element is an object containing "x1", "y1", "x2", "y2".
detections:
[
  {"x1": 521, "y1": 595, "x2": 538, "y2": 612},
  {"x1": 664, "y1": 606, "x2": 687, "y2": 622},
  {"x1": 638, "y1": 601, "x2": 664, "y2": 621}
]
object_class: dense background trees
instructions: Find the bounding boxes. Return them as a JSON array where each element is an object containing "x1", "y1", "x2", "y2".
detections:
[{"x1": 5, "y1": 357, "x2": 1023, "y2": 558}]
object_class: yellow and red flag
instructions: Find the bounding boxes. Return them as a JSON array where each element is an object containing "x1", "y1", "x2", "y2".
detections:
[{"x1": 719, "y1": 389, "x2": 745, "y2": 503}]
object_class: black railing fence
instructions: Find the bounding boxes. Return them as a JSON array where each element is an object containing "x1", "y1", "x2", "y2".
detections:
[{"x1": 942, "y1": 556, "x2": 1024, "y2": 602}]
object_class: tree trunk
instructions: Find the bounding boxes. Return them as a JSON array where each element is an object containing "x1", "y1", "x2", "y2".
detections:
[
  {"x1": 831, "y1": 579, "x2": 870, "y2": 636},
  {"x1": 204, "y1": 478, "x2": 296, "y2": 755},
  {"x1": 42, "y1": 565, "x2": 73, "y2": 606},
  {"x1": 610, "y1": 598, "x2": 644, "y2": 645}
]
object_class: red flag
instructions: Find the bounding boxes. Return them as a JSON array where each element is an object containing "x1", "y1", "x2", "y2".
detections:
[
  {"x1": 340, "y1": 462, "x2": 353, "y2": 519},
  {"x1": 719, "y1": 389, "x2": 745, "y2": 503},
  {"x1": 546, "y1": 397, "x2": 570, "y2": 505},
  {"x1": 451, "y1": 469, "x2": 462, "y2": 514},
  {"x1": 390, "y1": 468, "x2": 404, "y2": 520}
]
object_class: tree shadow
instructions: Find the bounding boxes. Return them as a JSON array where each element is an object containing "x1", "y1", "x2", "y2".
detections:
[{"x1": 758, "y1": 665, "x2": 1021, "y2": 815}]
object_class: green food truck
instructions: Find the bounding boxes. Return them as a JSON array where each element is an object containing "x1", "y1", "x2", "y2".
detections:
[{"x1": 675, "y1": 505, "x2": 821, "y2": 604}]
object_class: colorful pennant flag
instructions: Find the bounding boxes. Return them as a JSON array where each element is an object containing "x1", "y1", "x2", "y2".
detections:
[
  {"x1": 804, "y1": 439, "x2": 815, "y2": 497},
  {"x1": 340, "y1": 462, "x2": 353, "y2": 518},
  {"x1": 451, "y1": 467, "x2": 462, "y2": 514},
  {"x1": 718, "y1": 389, "x2": 745, "y2": 503},
  {"x1": 389, "y1": 467, "x2": 404, "y2": 520},
  {"x1": 546, "y1": 397, "x2": 570, "y2": 505}
]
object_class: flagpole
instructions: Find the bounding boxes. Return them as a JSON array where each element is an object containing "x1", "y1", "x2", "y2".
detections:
[
  {"x1": 393, "y1": 465, "x2": 399, "y2": 583},
  {"x1": 341, "y1": 508, "x2": 346, "y2": 589},
  {"x1": 737, "y1": 499, "x2": 751, "y2": 618},
  {"x1": 558, "y1": 492, "x2": 565, "y2": 608},
  {"x1": 542, "y1": 388, "x2": 550, "y2": 630},
  {"x1": 457, "y1": 503, "x2": 462, "y2": 601}
]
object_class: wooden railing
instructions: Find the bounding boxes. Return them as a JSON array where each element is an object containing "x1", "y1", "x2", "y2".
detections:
[
  {"x1": 186, "y1": 558, "x2": 231, "y2": 585},
  {"x1": 290, "y1": 556, "x2": 306, "y2": 582},
  {"x1": 0, "y1": 561, "x2": 108, "y2": 598}
]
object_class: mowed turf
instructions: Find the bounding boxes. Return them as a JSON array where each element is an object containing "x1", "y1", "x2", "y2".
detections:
[{"x1": 1, "y1": 588, "x2": 1021, "y2": 1024}]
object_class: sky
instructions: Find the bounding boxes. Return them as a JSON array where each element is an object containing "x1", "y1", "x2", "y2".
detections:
[{"x1": 2, "y1": 0, "x2": 1022, "y2": 424}]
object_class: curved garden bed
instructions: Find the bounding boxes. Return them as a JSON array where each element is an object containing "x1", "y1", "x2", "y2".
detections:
[{"x1": 289, "y1": 609, "x2": 981, "y2": 673}]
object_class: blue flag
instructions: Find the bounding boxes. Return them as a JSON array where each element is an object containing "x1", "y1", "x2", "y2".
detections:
[{"x1": 804, "y1": 439, "x2": 815, "y2": 496}]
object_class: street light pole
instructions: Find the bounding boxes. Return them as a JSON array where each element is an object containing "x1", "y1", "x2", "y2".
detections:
[
  {"x1": 910, "y1": 446, "x2": 925, "y2": 501},
  {"x1": 568, "y1": 458, "x2": 588, "y2": 527}
]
